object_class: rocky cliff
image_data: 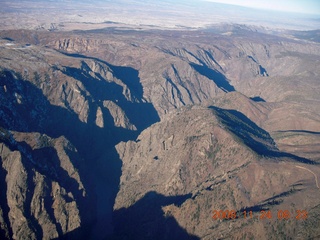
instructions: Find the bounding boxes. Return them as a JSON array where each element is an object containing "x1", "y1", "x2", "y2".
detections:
[
  {"x1": 0, "y1": 41, "x2": 159, "y2": 239},
  {"x1": 0, "y1": 27, "x2": 320, "y2": 239},
  {"x1": 114, "y1": 105, "x2": 320, "y2": 239}
]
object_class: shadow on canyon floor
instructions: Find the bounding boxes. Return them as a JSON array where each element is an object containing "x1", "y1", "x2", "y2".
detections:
[
  {"x1": 51, "y1": 192, "x2": 199, "y2": 240},
  {"x1": 0, "y1": 68, "x2": 160, "y2": 239},
  {"x1": 110, "y1": 191, "x2": 199, "y2": 240}
]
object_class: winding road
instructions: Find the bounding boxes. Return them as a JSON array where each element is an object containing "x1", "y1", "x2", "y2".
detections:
[{"x1": 295, "y1": 165, "x2": 320, "y2": 189}]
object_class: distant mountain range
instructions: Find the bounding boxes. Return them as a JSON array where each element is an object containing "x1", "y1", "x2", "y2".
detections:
[{"x1": 0, "y1": 0, "x2": 319, "y2": 31}]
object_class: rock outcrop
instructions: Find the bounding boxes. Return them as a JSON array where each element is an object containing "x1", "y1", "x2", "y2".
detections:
[
  {"x1": 114, "y1": 105, "x2": 320, "y2": 239},
  {"x1": 0, "y1": 25, "x2": 320, "y2": 239}
]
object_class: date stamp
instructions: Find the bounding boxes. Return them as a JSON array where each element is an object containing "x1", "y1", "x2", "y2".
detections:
[{"x1": 212, "y1": 209, "x2": 308, "y2": 220}]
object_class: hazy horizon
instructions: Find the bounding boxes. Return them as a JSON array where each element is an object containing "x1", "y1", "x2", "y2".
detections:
[
  {"x1": 0, "y1": 0, "x2": 319, "y2": 31},
  {"x1": 202, "y1": 0, "x2": 320, "y2": 15}
]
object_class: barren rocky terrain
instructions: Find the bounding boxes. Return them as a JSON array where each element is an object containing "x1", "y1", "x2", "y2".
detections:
[{"x1": 0, "y1": 1, "x2": 320, "y2": 239}]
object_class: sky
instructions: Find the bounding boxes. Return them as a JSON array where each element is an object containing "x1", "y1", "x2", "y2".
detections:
[{"x1": 203, "y1": 0, "x2": 320, "y2": 15}]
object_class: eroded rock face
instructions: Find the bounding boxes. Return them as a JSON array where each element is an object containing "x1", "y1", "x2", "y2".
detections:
[
  {"x1": 0, "y1": 26, "x2": 320, "y2": 240},
  {"x1": 0, "y1": 132, "x2": 85, "y2": 240},
  {"x1": 0, "y1": 48, "x2": 153, "y2": 238},
  {"x1": 114, "y1": 105, "x2": 320, "y2": 239},
  {"x1": 114, "y1": 107, "x2": 257, "y2": 209}
]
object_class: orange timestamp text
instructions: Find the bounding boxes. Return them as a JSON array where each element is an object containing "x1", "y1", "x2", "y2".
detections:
[{"x1": 212, "y1": 209, "x2": 308, "y2": 220}]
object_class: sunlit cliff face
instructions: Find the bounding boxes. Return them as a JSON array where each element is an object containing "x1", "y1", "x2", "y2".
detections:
[{"x1": 0, "y1": 1, "x2": 320, "y2": 239}]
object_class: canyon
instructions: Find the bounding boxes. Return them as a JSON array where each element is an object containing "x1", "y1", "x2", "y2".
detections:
[{"x1": 0, "y1": 2, "x2": 320, "y2": 239}]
